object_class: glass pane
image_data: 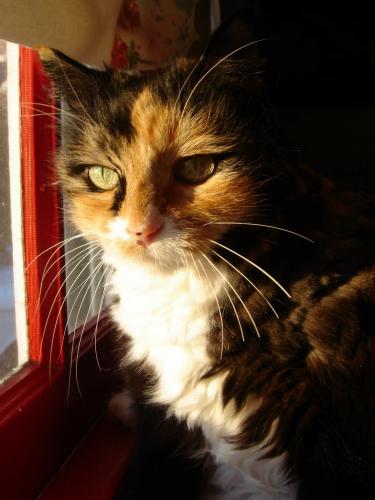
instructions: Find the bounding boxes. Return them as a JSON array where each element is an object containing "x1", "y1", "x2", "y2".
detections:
[
  {"x1": 0, "y1": 40, "x2": 17, "y2": 381},
  {"x1": 0, "y1": 41, "x2": 28, "y2": 383}
]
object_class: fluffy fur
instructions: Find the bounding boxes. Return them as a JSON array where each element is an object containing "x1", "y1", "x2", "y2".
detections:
[{"x1": 41, "y1": 14, "x2": 375, "y2": 499}]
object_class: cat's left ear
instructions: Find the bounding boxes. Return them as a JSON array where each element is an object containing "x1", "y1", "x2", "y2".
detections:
[{"x1": 38, "y1": 47, "x2": 109, "y2": 112}]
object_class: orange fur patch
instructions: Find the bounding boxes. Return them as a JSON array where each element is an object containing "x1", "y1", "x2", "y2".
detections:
[{"x1": 63, "y1": 84, "x2": 257, "y2": 259}]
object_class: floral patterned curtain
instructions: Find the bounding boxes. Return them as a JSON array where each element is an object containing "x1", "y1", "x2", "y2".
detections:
[
  {"x1": 112, "y1": 0, "x2": 213, "y2": 69},
  {"x1": 0, "y1": 0, "x2": 216, "y2": 69}
]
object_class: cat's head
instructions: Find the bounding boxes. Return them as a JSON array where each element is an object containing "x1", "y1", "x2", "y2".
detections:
[{"x1": 41, "y1": 14, "x2": 279, "y2": 271}]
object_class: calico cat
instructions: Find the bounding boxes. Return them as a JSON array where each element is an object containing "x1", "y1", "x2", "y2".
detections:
[{"x1": 40, "y1": 14, "x2": 375, "y2": 500}]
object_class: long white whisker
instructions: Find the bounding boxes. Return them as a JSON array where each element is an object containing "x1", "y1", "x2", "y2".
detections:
[
  {"x1": 25, "y1": 231, "x2": 94, "y2": 271},
  {"x1": 22, "y1": 101, "x2": 67, "y2": 112},
  {"x1": 224, "y1": 287, "x2": 245, "y2": 342},
  {"x1": 56, "y1": 58, "x2": 94, "y2": 124},
  {"x1": 38, "y1": 237, "x2": 80, "y2": 285},
  {"x1": 180, "y1": 38, "x2": 272, "y2": 122},
  {"x1": 209, "y1": 240, "x2": 291, "y2": 299},
  {"x1": 21, "y1": 112, "x2": 62, "y2": 119},
  {"x1": 91, "y1": 264, "x2": 114, "y2": 371},
  {"x1": 211, "y1": 248, "x2": 279, "y2": 319},
  {"x1": 57, "y1": 270, "x2": 99, "y2": 364},
  {"x1": 173, "y1": 55, "x2": 204, "y2": 114},
  {"x1": 34, "y1": 243, "x2": 100, "y2": 338},
  {"x1": 74, "y1": 258, "x2": 106, "y2": 397},
  {"x1": 21, "y1": 101, "x2": 85, "y2": 123},
  {"x1": 37, "y1": 240, "x2": 99, "y2": 319},
  {"x1": 22, "y1": 101, "x2": 61, "y2": 110},
  {"x1": 191, "y1": 253, "x2": 225, "y2": 359},
  {"x1": 200, "y1": 251, "x2": 261, "y2": 338},
  {"x1": 47, "y1": 247, "x2": 103, "y2": 373},
  {"x1": 41, "y1": 247, "x2": 98, "y2": 363},
  {"x1": 204, "y1": 221, "x2": 314, "y2": 243},
  {"x1": 65, "y1": 248, "x2": 104, "y2": 402},
  {"x1": 181, "y1": 251, "x2": 190, "y2": 271}
]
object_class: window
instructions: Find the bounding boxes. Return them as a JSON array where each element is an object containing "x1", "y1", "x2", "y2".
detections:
[
  {"x1": 0, "y1": 44, "x2": 122, "y2": 499},
  {"x1": 0, "y1": 41, "x2": 28, "y2": 383},
  {"x1": 0, "y1": 40, "x2": 17, "y2": 380}
]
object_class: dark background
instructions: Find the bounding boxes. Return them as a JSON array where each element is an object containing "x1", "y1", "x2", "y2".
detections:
[{"x1": 219, "y1": 0, "x2": 375, "y2": 191}]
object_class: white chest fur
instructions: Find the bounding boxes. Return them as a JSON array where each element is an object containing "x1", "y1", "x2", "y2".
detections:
[
  {"x1": 109, "y1": 258, "x2": 294, "y2": 499},
  {"x1": 110, "y1": 259, "x2": 226, "y2": 417}
]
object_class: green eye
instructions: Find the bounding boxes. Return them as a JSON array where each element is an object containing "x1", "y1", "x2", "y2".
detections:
[
  {"x1": 87, "y1": 166, "x2": 119, "y2": 190},
  {"x1": 175, "y1": 155, "x2": 216, "y2": 185}
]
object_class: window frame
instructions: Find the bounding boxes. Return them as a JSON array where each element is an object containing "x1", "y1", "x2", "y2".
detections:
[{"x1": 0, "y1": 47, "x2": 117, "y2": 499}]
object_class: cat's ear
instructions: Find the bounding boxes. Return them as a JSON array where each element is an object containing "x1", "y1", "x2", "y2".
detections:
[
  {"x1": 38, "y1": 48, "x2": 109, "y2": 112},
  {"x1": 202, "y1": 11, "x2": 264, "y2": 83}
]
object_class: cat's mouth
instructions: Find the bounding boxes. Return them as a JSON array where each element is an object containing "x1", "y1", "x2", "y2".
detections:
[{"x1": 106, "y1": 216, "x2": 197, "y2": 271}]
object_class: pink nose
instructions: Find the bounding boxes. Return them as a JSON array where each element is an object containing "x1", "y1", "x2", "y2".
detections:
[{"x1": 126, "y1": 221, "x2": 163, "y2": 246}]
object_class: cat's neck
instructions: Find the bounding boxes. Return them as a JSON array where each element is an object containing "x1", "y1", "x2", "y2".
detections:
[
  {"x1": 109, "y1": 255, "x2": 229, "y2": 345},
  {"x1": 110, "y1": 255, "x2": 225, "y2": 303}
]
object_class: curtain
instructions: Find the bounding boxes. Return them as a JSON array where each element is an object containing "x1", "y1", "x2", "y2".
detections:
[{"x1": 0, "y1": 0, "x2": 216, "y2": 69}]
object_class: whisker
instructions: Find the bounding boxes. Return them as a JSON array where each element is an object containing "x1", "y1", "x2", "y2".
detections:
[
  {"x1": 64, "y1": 248, "x2": 104, "y2": 402},
  {"x1": 209, "y1": 239, "x2": 291, "y2": 299},
  {"x1": 56, "y1": 57, "x2": 94, "y2": 124},
  {"x1": 34, "y1": 244, "x2": 99, "y2": 339},
  {"x1": 39, "y1": 236, "x2": 89, "y2": 278},
  {"x1": 58, "y1": 247, "x2": 104, "y2": 356},
  {"x1": 21, "y1": 101, "x2": 85, "y2": 123},
  {"x1": 181, "y1": 251, "x2": 190, "y2": 271},
  {"x1": 21, "y1": 112, "x2": 62, "y2": 119},
  {"x1": 74, "y1": 258, "x2": 106, "y2": 398},
  {"x1": 210, "y1": 248, "x2": 279, "y2": 319},
  {"x1": 39, "y1": 246, "x2": 98, "y2": 362},
  {"x1": 173, "y1": 55, "x2": 204, "y2": 115},
  {"x1": 22, "y1": 101, "x2": 61, "y2": 109},
  {"x1": 70, "y1": 254, "x2": 105, "y2": 342},
  {"x1": 190, "y1": 253, "x2": 225, "y2": 359},
  {"x1": 179, "y1": 38, "x2": 273, "y2": 123},
  {"x1": 25, "y1": 231, "x2": 94, "y2": 271},
  {"x1": 91, "y1": 264, "x2": 114, "y2": 372},
  {"x1": 224, "y1": 286, "x2": 245, "y2": 342},
  {"x1": 47, "y1": 246, "x2": 103, "y2": 374},
  {"x1": 203, "y1": 221, "x2": 314, "y2": 243},
  {"x1": 200, "y1": 251, "x2": 261, "y2": 338},
  {"x1": 37, "y1": 240, "x2": 99, "y2": 319}
]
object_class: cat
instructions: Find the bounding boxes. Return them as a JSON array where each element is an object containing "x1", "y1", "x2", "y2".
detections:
[{"x1": 40, "y1": 13, "x2": 375, "y2": 500}]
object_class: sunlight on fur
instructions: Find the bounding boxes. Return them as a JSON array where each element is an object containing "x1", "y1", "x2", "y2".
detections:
[{"x1": 33, "y1": 12, "x2": 375, "y2": 500}]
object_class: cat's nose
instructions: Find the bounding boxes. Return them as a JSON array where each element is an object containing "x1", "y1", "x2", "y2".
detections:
[{"x1": 126, "y1": 220, "x2": 164, "y2": 246}]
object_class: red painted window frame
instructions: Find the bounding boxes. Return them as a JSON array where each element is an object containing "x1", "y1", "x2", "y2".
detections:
[{"x1": 0, "y1": 47, "x2": 125, "y2": 499}]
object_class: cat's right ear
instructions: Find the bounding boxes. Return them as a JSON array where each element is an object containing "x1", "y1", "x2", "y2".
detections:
[{"x1": 38, "y1": 47, "x2": 109, "y2": 113}]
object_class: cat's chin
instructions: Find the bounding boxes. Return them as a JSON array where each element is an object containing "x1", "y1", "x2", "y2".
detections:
[{"x1": 139, "y1": 245, "x2": 190, "y2": 272}]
